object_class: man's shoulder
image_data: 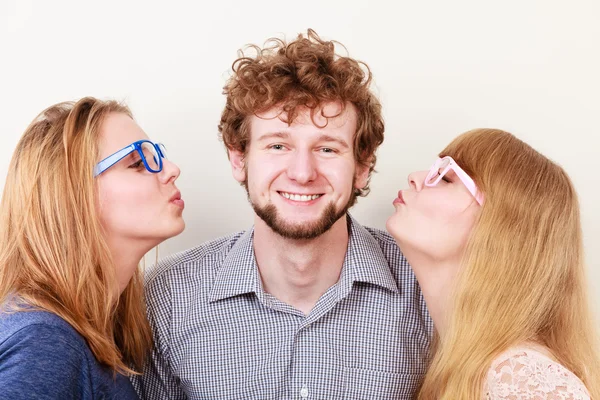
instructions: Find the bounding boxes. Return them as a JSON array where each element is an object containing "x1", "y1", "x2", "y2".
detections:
[
  {"x1": 354, "y1": 222, "x2": 404, "y2": 257},
  {"x1": 146, "y1": 230, "x2": 249, "y2": 286},
  {"x1": 360, "y1": 224, "x2": 398, "y2": 246},
  {"x1": 351, "y1": 220, "x2": 411, "y2": 276}
]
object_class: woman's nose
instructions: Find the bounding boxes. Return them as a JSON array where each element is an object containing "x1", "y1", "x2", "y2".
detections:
[
  {"x1": 160, "y1": 159, "x2": 181, "y2": 183},
  {"x1": 407, "y1": 170, "x2": 429, "y2": 191}
]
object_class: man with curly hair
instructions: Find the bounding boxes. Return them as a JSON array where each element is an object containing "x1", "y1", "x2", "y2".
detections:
[{"x1": 135, "y1": 30, "x2": 432, "y2": 400}]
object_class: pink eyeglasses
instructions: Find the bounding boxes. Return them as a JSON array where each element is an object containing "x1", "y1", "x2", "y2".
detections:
[{"x1": 424, "y1": 156, "x2": 484, "y2": 205}]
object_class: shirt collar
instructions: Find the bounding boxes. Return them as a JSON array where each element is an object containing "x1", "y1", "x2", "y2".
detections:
[
  {"x1": 209, "y1": 214, "x2": 399, "y2": 303},
  {"x1": 208, "y1": 228, "x2": 260, "y2": 302},
  {"x1": 338, "y1": 214, "x2": 399, "y2": 295}
]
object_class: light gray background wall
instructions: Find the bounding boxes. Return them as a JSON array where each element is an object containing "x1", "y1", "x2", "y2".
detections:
[{"x1": 1, "y1": 0, "x2": 598, "y2": 323}]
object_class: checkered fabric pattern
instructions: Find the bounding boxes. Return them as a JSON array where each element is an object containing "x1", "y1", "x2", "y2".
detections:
[{"x1": 132, "y1": 215, "x2": 432, "y2": 400}]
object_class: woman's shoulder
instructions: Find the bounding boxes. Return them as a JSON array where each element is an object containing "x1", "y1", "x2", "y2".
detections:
[
  {"x1": 0, "y1": 309, "x2": 92, "y2": 363},
  {"x1": 0, "y1": 309, "x2": 87, "y2": 348},
  {"x1": 484, "y1": 343, "x2": 590, "y2": 399},
  {"x1": 0, "y1": 310, "x2": 100, "y2": 399},
  {"x1": 0, "y1": 309, "x2": 138, "y2": 399}
]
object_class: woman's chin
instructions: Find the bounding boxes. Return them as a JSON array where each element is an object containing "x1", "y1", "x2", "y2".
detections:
[{"x1": 385, "y1": 214, "x2": 402, "y2": 239}]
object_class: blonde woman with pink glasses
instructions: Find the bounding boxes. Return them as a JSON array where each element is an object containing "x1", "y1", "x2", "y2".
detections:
[{"x1": 386, "y1": 128, "x2": 598, "y2": 399}]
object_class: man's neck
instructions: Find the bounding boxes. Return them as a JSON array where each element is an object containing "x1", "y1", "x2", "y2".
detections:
[{"x1": 253, "y1": 215, "x2": 349, "y2": 315}]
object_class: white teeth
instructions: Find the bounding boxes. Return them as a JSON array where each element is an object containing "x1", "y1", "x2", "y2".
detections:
[{"x1": 280, "y1": 192, "x2": 322, "y2": 202}]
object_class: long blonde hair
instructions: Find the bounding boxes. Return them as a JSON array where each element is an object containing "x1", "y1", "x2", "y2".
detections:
[
  {"x1": 0, "y1": 97, "x2": 152, "y2": 374},
  {"x1": 418, "y1": 129, "x2": 600, "y2": 399}
]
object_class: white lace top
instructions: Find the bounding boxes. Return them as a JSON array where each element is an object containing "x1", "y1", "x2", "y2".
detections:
[{"x1": 484, "y1": 344, "x2": 590, "y2": 399}]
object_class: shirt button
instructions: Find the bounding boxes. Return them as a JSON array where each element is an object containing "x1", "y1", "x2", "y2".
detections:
[{"x1": 300, "y1": 384, "x2": 309, "y2": 398}]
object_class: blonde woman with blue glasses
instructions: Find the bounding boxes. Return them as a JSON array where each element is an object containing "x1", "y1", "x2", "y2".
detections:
[
  {"x1": 0, "y1": 97, "x2": 185, "y2": 399},
  {"x1": 386, "y1": 128, "x2": 598, "y2": 399}
]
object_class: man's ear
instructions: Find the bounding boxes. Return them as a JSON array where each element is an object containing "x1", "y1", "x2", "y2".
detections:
[
  {"x1": 354, "y1": 161, "x2": 370, "y2": 190},
  {"x1": 228, "y1": 148, "x2": 246, "y2": 183}
]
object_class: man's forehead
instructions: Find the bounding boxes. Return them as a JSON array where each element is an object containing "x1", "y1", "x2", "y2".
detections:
[{"x1": 252, "y1": 101, "x2": 357, "y2": 131}]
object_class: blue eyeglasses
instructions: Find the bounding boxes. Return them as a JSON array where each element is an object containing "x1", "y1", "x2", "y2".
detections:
[{"x1": 94, "y1": 140, "x2": 167, "y2": 177}]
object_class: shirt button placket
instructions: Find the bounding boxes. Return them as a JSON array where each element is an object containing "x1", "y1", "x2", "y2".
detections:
[{"x1": 299, "y1": 384, "x2": 309, "y2": 399}]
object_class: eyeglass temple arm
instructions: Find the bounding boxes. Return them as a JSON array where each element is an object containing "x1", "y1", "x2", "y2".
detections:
[
  {"x1": 451, "y1": 165, "x2": 485, "y2": 205},
  {"x1": 93, "y1": 144, "x2": 136, "y2": 177}
]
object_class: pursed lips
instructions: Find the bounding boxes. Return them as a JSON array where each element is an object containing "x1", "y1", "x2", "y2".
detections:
[
  {"x1": 169, "y1": 191, "x2": 182, "y2": 202},
  {"x1": 169, "y1": 190, "x2": 185, "y2": 209},
  {"x1": 393, "y1": 190, "x2": 405, "y2": 205}
]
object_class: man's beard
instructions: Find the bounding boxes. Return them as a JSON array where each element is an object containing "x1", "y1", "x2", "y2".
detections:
[{"x1": 249, "y1": 188, "x2": 357, "y2": 240}]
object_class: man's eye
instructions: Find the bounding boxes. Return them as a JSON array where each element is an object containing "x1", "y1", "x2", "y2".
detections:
[
  {"x1": 270, "y1": 144, "x2": 284, "y2": 150},
  {"x1": 320, "y1": 148, "x2": 335, "y2": 154}
]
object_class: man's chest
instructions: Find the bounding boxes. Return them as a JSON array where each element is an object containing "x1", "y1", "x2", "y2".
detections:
[{"x1": 168, "y1": 290, "x2": 430, "y2": 399}]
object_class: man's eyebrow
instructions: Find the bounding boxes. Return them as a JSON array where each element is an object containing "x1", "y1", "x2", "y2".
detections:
[
  {"x1": 256, "y1": 131, "x2": 289, "y2": 142},
  {"x1": 317, "y1": 134, "x2": 350, "y2": 149},
  {"x1": 255, "y1": 131, "x2": 350, "y2": 150}
]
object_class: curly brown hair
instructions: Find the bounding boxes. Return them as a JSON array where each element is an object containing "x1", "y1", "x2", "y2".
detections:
[{"x1": 218, "y1": 29, "x2": 384, "y2": 197}]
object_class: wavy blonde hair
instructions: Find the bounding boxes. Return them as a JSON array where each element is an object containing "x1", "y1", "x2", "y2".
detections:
[
  {"x1": 0, "y1": 97, "x2": 152, "y2": 374},
  {"x1": 418, "y1": 129, "x2": 599, "y2": 399}
]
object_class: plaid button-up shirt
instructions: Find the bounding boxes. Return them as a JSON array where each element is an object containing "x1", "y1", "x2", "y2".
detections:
[{"x1": 133, "y1": 215, "x2": 432, "y2": 399}]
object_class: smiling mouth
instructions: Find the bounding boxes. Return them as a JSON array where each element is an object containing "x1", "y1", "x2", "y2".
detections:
[{"x1": 279, "y1": 191, "x2": 323, "y2": 202}]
